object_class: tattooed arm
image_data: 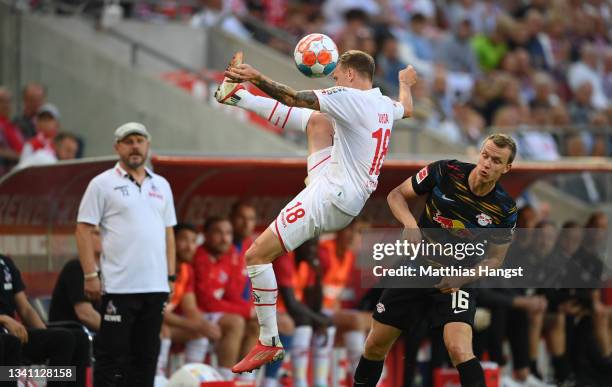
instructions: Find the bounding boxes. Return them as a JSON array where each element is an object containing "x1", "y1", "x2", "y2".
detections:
[{"x1": 224, "y1": 63, "x2": 320, "y2": 110}]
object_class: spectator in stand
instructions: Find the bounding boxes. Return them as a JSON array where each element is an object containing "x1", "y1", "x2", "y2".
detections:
[
  {"x1": 0, "y1": 87, "x2": 24, "y2": 175},
  {"x1": 567, "y1": 81, "x2": 608, "y2": 156},
  {"x1": 156, "y1": 223, "x2": 221, "y2": 377},
  {"x1": 190, "y1": 0, "x2": 251, "y2": 40},
  {"x1": 568, "y1": 44, "x2": 608, "y2": 110},
  {"x1": 444, "y1": 0, "x2": 488, "y2": 34},
  {"x1": 524, "y1": 9, "x2": 553, "y2": 70},
  {"x1": 335, "y1": 9, "x2": 370, "y2": 56},
  {"x1": 17, "y1": 131, "x2": 79, "y2": 170},
  {"x1": 49, "y1": 226, "x2": 102, "y2": 331},
  {"x1": 322, "y1": 0, "x2": 379, "y2": 38},
  {"x1": 376, "y1": 35, "x2": 406, "y2": 96},
  {"x1": 436, "y1": 18, "x2": 481, "y2": 77},
  {"x1": 17, "y1": 103, "x2": 60, "y2": 169},
  {"x1": 12, "y1": 82, "x2": 45, "y2": 140},
  {"x1": 192, "y1": 216, "x2": 258, "y2": 381},
  {"x1": 471, "y1": 19, "x2": 509, "y2": 71},
  {"x1": 54, "y1": 132, "x2": 80, "y2": 160},
  {"x1": 530, "y1": 72, "x2": 560, "y2": 107},
  {"x1": 517, "y1": 102, "x2": 560, "y2": 161},
  {"x1": 399, "y1": 13, "x2": 435, "y2": 62},
  {"x1": 603, "y1": 48, "x2": 612, "y2": 100},
  {"x1": 0, "y1": 253, "x2": 90, "y2": 387}
]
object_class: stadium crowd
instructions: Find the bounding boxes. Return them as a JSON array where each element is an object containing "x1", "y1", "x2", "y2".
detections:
[
  {"x1": 125, "y1": 0, "x2": 611, "y2": 158},
  {"x1": 1, "y1": 196, "x2": 610, "y2": 386},
  {"x1": 0, "y1": 83, "x2": 81, "y2": 177}
]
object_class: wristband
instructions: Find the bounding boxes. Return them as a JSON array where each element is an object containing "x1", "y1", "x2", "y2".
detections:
[
  {"x1": 84, "y1": 271, "x2": 99, "y2": 280},
  {"x1": 168, "y1": 274, "x2": 177, "y2": 282}
]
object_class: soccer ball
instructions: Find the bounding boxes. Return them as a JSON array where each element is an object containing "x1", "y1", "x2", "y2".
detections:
[
  {"x1": 294, "y1": 33, "x2": 339, "y2": 78},
  {"x1": 167, "y1": 363, "x2": 224, "y2": 386}
]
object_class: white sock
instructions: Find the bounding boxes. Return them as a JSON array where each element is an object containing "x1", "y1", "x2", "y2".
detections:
[
  {"x1": 262, "y1": 376, "x2": 278, "y2": 387},
  {"x1": 184, "y1": 337, "x2": 209, "y2": 363},
  {"x1": 235, "y1": 89, "x2": 313, "y2": 132},
  {"x1": 247, "y1": 263, "x2": 279, "y2": 345},
  {"x1": 156, "y1": 338, "x2": 171, "y2": 376},
  {"x1": 219, "y1": 367, "x2": 234, "y2": 381},
  {"x1": 343, "y1": 330, "x2": 365, "y2": 375},
  {"x1": 313, "y1": 326, "x2": 336, "y2": 386},
  {"x1": 291, "y1": 325, "x2": 313, "y2": 387}
]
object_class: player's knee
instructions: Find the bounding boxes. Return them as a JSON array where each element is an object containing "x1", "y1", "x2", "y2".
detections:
[
  {"x1": 244, "y1": 244, "x2": 263, "y2": 266},
  {"x1": 220, "y1": 313, "x2": 246, "y2": 335},
  {"x1": 306, "y1": 113, "x2": 333, "y2": 140},
  {"x1": 446, "y1": 342, "x2": 473, "y2": 365},
  {"x1": 363, "y1": 335, "x2": 391, "y2": 361}
]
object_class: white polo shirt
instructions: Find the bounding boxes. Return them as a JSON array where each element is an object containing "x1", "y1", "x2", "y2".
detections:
[{"x1": 77, "y1": 162, "x2": 177, "y2": 294}]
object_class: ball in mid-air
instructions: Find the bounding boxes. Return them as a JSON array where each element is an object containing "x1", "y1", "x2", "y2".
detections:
[{"x1": 294, "y1": 33, "x2": 338, "y2": 78}]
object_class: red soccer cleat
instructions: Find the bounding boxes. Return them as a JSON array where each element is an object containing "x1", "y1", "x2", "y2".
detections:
[{"x1": 231, "y1": 340, "x2": 285, "y2": 373}]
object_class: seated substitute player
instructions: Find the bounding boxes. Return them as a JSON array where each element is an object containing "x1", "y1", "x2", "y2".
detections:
[
  {"x1": 217, "y1": 49, "x2": 417, "y2": 373},
  {"x1": 192, "y1": 216, "x2": 259, "y2": 380},
  {"x1": 354, "y1": 134, "x2": 519, "y2": 387},
  {"x1": 49, "y1": 226, "x2": 102, "y2": 331},
  {"x1": 156, "y1": 223, "x2": 222, "y2": 377}
]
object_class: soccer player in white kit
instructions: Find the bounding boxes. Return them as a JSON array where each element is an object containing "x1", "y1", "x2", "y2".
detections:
[{"x1": 215, "y1": 50, "x2": 418, "y2": 373}]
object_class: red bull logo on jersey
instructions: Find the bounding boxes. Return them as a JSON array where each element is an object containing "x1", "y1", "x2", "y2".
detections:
[
  {"x1": 433, "y1": 212, "x2": 473, "y2": 238},
  {"x1": 433, "y1": 212, "x2": 464, "y2": 229}
]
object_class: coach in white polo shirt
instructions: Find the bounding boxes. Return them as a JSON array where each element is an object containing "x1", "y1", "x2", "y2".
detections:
[{"x1": 75, "y1": 122, "x2": 177, "y2": 387}]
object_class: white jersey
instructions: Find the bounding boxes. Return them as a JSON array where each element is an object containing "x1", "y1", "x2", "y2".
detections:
[
  {"x1": 313, "y1": 86, "x2": 404, "y2": 216},
  {"x1": 77, "y1": 163, "x2": 177, "y2": 294}
]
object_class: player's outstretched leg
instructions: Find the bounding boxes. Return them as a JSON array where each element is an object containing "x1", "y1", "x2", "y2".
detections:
[
  {"x1": 354, "y1": 320, "x2": 401, "y2": 386},
  {"x1": 214, "y1": 53, "x2": 334, "y2": 157},
  {"x1": 232, "y1": 228, "x2": 285, "y2": 373},
  {"x1": 444, "y1": 322, "x2": 486, "y2": 387}
]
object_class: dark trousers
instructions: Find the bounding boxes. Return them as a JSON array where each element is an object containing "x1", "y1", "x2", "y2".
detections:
[
  {"x1": 485, "y1": 307, "x2": 530, "y2": 370},
  {"x1": 0, "y1": 328, "x2": 89, "y2": 387},
  {"x1": 0, "y1": 333, "x2": 21, "y2": 387},
  {"x1": 95, "y1": 293, "x2": 167, "y2": 387}
]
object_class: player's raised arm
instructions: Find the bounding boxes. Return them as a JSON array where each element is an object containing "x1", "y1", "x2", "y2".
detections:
[
  {"x1": 224, "y1": 63, "x2": 320, "y2": 110},
  {"x1": 398, "y1": 65, "x2": 417, "y2": 118}
]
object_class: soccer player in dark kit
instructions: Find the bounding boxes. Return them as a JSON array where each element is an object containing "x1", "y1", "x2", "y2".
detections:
[{"x1": 354, "y1": 133, "x2": 519, "y2": 387}]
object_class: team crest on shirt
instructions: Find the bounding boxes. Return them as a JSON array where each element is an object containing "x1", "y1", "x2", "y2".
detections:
[
  {"x1": 416, "y1": 166, "x2": 429, "y2": 184},
  {"x1": 376, "y1": 302, "x2": 385, "y2": 313},
  {"x1": 476, "y1": 213, "x2": 493, "y2": 226},
  {"x1": 321, "y1": 86, "x2": 347, "y2": 95}
]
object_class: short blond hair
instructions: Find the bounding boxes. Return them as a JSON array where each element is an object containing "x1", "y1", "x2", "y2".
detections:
[
  {"x1": 483, "y1": 133, "x2": 517, "y2": 164},
  {"x1": 338, "y1": 50, "x2": 375, "y2": 81}
]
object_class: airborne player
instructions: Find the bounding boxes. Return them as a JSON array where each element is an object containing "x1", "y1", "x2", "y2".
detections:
[{"x1": 215, "y1": 50, "x2": 417, "y2": 372}]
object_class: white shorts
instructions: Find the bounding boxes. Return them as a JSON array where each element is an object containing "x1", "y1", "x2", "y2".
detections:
[
  {"x1": 270, "y1": 147, "x2": 353, "y2": 251},
  {"x1": 204, "y1": 312, "x2": 224, "y2": 324}
]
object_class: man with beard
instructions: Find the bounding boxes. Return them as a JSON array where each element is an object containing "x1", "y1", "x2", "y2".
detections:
[{"x1": 75, "y1": 122, "x2": 177, "y2": 387}]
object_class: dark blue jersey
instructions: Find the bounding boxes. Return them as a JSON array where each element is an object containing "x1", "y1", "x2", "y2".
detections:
[{"x1": 411, "y1": 160, "x2": 517, "y2": 266}]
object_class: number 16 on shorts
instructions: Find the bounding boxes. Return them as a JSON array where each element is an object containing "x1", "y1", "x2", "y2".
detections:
[{"x1": 452, "y1": 290, "x2": 470, "y2": 312}]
